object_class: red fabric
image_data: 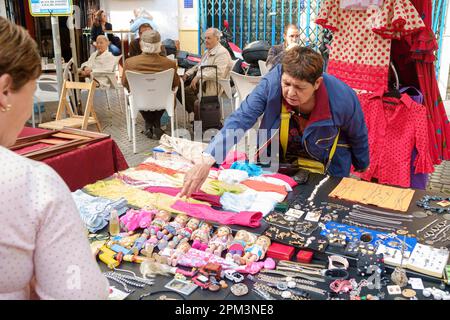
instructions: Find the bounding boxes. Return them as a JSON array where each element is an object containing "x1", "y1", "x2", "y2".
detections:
[
  {"x1": 356, "y1": 91, "x2": 434, "y2": 187},
  {"x1": 145, "y1": 186, "x2": 222, "y2": 207},
  {"x1": 391, "y1": 0, "x2": 450, "y2": 162},
  {"x1": 327, "y1": 60, "x2": 389, "y2": 93},
  {"x1": 14, "y1": 143, "x2": 52, "y2": 155},
  {"x1": 263, "y1": 173, "x2": 298, "y2": 188},
  {"x1": 316, "y1": 0, "x2": 424, "y2": 92},
  {"x1": 43, "y1": 139, "x2": 129, "y2": 191},
  {"x1": 17, "y1": 127, "x2": 129, "y2": 191},
  {"x1": 18, "y1": 127, "x2": 49, "y2": 138},
  {"x1": 171, "y1": 201, "x2": 262, "y2": 228}
]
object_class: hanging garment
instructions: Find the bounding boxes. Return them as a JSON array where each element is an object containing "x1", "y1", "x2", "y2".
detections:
[
  {"x1": 316, "y1": 0, "x2": 425, "y2": 92},
  {"x1": 356, "y1": 90, "x2": 434, "y2": 187},
  {"x1": 391, "y1": 0, "x2": 450, "y2": 162},
  {"x1": 171, "y1": 201, "x2": 263, "y2": 228}
]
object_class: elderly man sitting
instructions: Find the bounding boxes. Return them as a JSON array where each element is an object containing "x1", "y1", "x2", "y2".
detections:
[
  {"x1": 122, "y1": 30, "x2": 180, "y2": 140},
  {"x1": 181, "y1": 28, "x2": 232, "y2": 121},
  {"x1": 80, "y1": 35, "x2": 116, "y2": 88}
]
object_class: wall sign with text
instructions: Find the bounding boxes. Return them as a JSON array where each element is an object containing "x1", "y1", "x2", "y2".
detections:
[{"x1": 29, "y1": 0, "x2": 73, "y2": 17}]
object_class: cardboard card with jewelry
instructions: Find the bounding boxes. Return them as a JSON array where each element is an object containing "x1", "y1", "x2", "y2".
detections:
[
  {"x1": 263, "y1": 224, "x2": 328, "y2": 252},
  {"x1": 321, "y1": 222, "x2": 417, "y2": 254}
]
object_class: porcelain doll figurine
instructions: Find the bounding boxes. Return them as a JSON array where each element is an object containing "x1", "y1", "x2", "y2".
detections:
[
  {"x1": 157, "y1": 213, "x2": 189, "y2": 245},
  {"x1": 240, "y1": 235, "x2": 271, "y2": 265},
  {"x1": 206, "y1": 226, "x2": 233, "y2": 256},
  {"x1": 167, "y1": 217, "x2": 200, "y2": 249},
  {"x1": 226, "y1": 230, "x2": 257, "y2": 263},
  {"x1": 167, "y1": 241, "x2": 191, "y2": 267},
  {"x1": 145, "y1": 210, "x2": 172, "y2": 247},
  {"x1": 190, "y1": 222, "x2": 213, "y2": 251}
]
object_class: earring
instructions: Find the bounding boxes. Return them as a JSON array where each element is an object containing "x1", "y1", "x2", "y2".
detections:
[{"x1": 0, "y1": 104, "x2": 11, "y2": 112}]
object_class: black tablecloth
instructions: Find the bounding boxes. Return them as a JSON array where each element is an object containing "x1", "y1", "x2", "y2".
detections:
[{"x1": 98, "y1": 174, "x2": 450, "y2": 300}]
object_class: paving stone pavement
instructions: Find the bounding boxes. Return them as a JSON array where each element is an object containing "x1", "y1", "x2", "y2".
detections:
[
  {"x1": 33, "y1": 89, "x2": 450, "y2": 193},
  {"x1": 33, "y1": 88, "x2": 236, "y2": 168}
]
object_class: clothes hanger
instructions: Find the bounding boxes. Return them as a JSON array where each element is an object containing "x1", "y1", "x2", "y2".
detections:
[{"x1": 383, "y1": 62, "x2": 401, "y2": 101}]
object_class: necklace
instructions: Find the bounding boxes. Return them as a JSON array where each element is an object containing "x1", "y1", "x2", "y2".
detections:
[{"x1": 416, "y1": 195, "x2": 450, "y2": 214}]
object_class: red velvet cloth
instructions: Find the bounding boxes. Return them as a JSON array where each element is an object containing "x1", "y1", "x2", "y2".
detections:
[{"x1": 18, "y1": 127, "x2": 129, "y2": 191}]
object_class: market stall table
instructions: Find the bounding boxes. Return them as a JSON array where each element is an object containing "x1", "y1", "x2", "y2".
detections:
[
  {"x1": 94, "y1": 173, "x2": 450, "y2": 300},
  {"x1": 18, "y1": 127, "x2": 129, "y2": 191}
]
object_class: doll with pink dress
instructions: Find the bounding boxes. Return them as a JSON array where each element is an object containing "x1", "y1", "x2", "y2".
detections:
[
  {"x1": 226, "y1": 230, "x2": 257, "y2": 263},
  {"x1": 166, "y1": 241, "x2": 191, "y2": 267},
  {"x1": 145, "y1": 210, "x2": 172, "y2": 246},
  {"x1": 206, "y1": 226, "x2": 234, "y2": 256},
  {"x1": 190, "y1": 222, "x2": 213, "y2": 251}
]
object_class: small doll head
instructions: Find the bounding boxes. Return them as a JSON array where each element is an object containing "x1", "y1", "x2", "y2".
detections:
[
  {"x1": 234, "y1": 230, "x2": 249, "y2": 242},
  {"x1": 255, "y1": 236, "x2": 271, "y2": 250},
  {"x1": 174, "y1": 213, "x2": 189, "y2": 225},
  {"x1": 199, "y1": 221, "x2": 213, "y2": 233},
  {"x1": 155, "y1": 210, "x2": 171, "y2": 222},
  {"x1": 246, "y1": 232, "x2": 258, "y2": 246},
  {"x1": 186, "y1": 218, "x2": 200, "y2": 230},
  {"x1": 216, "y1": 226, "x2": 232, "y2": 237},
  {"x1": 177, "y1": 241, "x2": 191, "y2": 253}
]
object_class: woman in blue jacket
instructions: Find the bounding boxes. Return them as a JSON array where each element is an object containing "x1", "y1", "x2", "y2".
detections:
[{"x1": 180, "y1": 47, "x2": 369, "y2": 197}]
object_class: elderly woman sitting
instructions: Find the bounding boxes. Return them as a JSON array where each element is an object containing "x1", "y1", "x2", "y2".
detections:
[{"x1": 80, "y1": 35, "x2": 116, "y2": 88}]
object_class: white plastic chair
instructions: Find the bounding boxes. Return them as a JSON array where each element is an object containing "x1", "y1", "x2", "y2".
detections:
[
  {"x1": 230, "y1": 71, "x2": 262, "y2": 111},
  {"x1": 218, "y1": 78, "x2": 233, "y2": 121},
  {"x1": 258, "y1": 60, "x2": 269, "y2": 76},
  {"x1": 125, "y1": 69, "x2": 177, "y2": 154},
  {"x1": 32, "y1": 59, "x2": 75, "y2": 127},
  {"x1": 90, "y1": 55, "x2": 124, "y2": 112}
]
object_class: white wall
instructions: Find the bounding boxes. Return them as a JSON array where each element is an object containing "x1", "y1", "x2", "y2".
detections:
[
  {"x1": 0, "y1": 0, "x2": 7, "y2": 18},
  {"x1": 101, "y1": 0, "x2": 179, "y2": 40},
  {"x1": 438, "y1": 1, "x2": 450, "y2": 100}
]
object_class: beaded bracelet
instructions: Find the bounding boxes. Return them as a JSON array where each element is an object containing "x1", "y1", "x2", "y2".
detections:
[{"x1": 416, "y1": 195, "x2": 450, "y2": 214}]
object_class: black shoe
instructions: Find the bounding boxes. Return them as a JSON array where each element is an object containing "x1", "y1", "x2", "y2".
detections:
[
  {"x1": 143, "y1": 128, "x2": 153, "y2": 138},
  {"x1": 153, "y1": 127, "x2": 165, "y2": 140}
]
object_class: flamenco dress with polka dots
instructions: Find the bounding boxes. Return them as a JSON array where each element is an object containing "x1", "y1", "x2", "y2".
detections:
[{"x1": 316, "y1": 0, "x2": 425, "y2": 92}]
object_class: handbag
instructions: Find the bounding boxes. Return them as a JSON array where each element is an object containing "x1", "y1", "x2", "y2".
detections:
[
  {"x1": 198, "y1": 65, "x2": 222, "y2": 130},
  {"x1": 280, "y1": 103, "x2": 339, "y2": 174}
]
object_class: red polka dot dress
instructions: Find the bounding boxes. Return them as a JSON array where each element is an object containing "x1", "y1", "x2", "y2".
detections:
[{"x1": 316, "y1": 0, "x2": 425, "y2": 92}]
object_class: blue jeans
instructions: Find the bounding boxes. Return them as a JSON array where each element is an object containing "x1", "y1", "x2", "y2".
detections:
[{"x1": 109, "y1": 43, "x2": 121, "y2": 56}]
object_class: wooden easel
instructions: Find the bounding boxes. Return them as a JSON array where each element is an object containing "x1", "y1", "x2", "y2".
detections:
[{"x1": 39, "y1": 80, "x2": 102, "y2": 132}]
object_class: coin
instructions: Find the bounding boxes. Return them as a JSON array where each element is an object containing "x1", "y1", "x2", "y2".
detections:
[
  {"x1": 230, "y1": 283, "x2": 248, "y2": 297},
  {"x1": 412, "y1": 211, "x2": 428, "y2": 219},
  {"x1": 281, "y1": 291, "x2": 292, "y2": 299},
  {"x1": 396, "y1": 230, "x2": 409, "y2": 235},
  {"x1": 402, "y1": 289, "x2": 417, "y2": 298}
]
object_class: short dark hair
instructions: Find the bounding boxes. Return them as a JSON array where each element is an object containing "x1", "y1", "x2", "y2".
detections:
[
  {"x1": 139, "y1": 23, "x2": 152, "y2": 33},
  {"x1": 284, "y1": 24, "x2": 298, "y2": 35},
  {"x1": 282, "y1": 46, "x2": 324, "y2": 85}
]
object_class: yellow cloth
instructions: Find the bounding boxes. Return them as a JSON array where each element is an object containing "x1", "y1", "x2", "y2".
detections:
[
  {"x1": 84, "y1": 179, "x2": 210, "y2": 213},
  {"x1": 201, "y1": 179, "x2": 246, "y2": 196}
]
